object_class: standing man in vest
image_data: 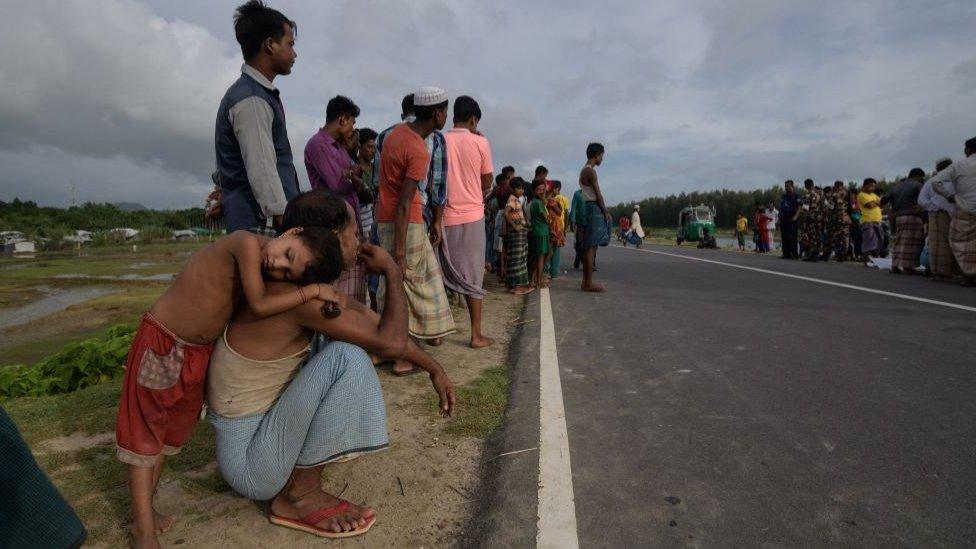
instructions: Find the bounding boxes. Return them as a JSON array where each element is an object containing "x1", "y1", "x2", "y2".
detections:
[
  {"x1": 440, "y1": 96, "x2": 495, "y2": 349},
  {"x1": 215, "y1": 1, "x2": 300, "y2": 235}
]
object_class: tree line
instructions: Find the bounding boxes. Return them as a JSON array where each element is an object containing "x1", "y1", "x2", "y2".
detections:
[
  {"x1": 0, "y1": 199, "x2": 208, "y2": 238},
  {"x1": 607, "y1": 179, "x2": 897, "y2": 229}
]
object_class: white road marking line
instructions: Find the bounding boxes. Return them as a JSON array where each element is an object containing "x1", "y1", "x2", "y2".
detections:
[
  {"x1": 624, "y1": 247, "x2": 976, "y2": 313},
  {"x1": 537, "y1": 287, "x2": 580, "y2": 549}
]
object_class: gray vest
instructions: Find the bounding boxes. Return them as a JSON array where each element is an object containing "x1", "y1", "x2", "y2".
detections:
[{"x1": 214, "y1": 73, "x2": 299, "y2": 231}]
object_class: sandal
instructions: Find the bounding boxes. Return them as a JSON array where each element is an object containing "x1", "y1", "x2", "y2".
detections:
[{"x1": 269, "y1": 499, "x2": 375, "y2": 539}]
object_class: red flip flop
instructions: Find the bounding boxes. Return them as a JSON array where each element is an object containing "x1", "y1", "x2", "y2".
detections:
[{"x1": 269, "y1": 499, "x2": 376, "y2": 538}]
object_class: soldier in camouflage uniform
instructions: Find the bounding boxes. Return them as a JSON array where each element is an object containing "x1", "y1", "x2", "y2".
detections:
[
  {"x1": 826, "y1": 181, "x2": 851, "y2": 261},
  {"x1": 799, "y1": 178, "x2": 826, "y2": 261}
]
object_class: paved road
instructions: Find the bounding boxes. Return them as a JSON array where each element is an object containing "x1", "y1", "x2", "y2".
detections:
[{"x1": 536, "y1": 243, "x2": 976, "y2": 547}]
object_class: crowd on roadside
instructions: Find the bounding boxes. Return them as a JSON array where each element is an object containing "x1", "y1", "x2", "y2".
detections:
[
  {"x1": 730, "y1": 137, "x2": 976, "y2": 286},
  {"x1": 90, "y1": 2, "x2": 619, "y2": 547}
]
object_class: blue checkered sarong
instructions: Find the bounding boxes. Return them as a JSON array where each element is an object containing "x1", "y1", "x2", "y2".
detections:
[{"x1": 208, "y1": 339, "x2": 389, "y2": 500}]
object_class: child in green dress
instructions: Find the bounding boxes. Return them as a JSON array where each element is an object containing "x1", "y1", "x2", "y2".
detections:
[{"x1": 528, "y1": 179, "x2": 551, "y2": 288}]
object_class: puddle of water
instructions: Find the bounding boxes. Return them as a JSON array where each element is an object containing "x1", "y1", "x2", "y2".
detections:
[
  {"x1": 0, "y1": 262, "x2": 34, "y2": 271},
  {"x1": 0, "y1": 285, "x2": 122, "y2": 329},
  {"x1": 53, "y1": 273, "x2": 175, "y2": 281}
]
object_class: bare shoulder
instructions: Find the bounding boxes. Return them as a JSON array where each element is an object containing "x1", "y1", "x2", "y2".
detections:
[{"x1": 579, "y1": 165, "x2": 595, "y2": 184}]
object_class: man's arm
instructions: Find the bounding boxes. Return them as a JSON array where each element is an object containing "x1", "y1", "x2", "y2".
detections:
[
  {"x1": 394, "y1": 179, "x2": 420, "y2": 269},
  {"x1": 291, "y1": 245, "x2": 407, "y2": 359},
  {"x1": 341, "y1": 298, "x2": 454, "y2": 415},
  {"x1": 930, "y1": 166, "x2": 957, "y2": 198},
  {"x1": 229, "y1": 97, "x2": 288, "y2": 223},
  {"x1": 589, "y1": 169, "x2": 610, "y2": 220}
]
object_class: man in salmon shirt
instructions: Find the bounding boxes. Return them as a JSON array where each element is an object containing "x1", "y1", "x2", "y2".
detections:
[
  {"x1": 439, "y1": 95, "x2": 495, "y2": 348},
  {"x1": 374, "y1": 87, "x2": 456, "y2": 357}
]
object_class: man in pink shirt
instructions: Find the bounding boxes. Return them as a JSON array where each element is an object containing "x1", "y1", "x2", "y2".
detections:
[{"x1": 440, "y1": 96, "x2": 494, "y2": 348}]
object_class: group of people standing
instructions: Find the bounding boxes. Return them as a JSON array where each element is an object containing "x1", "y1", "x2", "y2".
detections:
[
  {"x1": 757, "y1": 136, "x2": 976, "y2": 286},
  {"x1": 481, "y1": 147, "x2": 613, "y2": 295}
]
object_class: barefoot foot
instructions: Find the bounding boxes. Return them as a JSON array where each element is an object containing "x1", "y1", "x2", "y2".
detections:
[
  {"x1": 581, "y1": 283, "x2": 606, "y2": 293},
  {"x1": 470, "y1": 336, "x2": 495, "y2": 349},
  {"x1": 153, "y1": 509, "x2": 174, "y2": 534}
]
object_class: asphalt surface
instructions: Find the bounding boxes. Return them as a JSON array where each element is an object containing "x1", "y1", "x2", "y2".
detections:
[{"x1": 480, "y1": 241, "x2": 976, "y2": 547}]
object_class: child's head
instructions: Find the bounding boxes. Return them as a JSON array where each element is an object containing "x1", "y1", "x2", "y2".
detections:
[
  {"x1": 262, "y1": 227, "x2": 343, "y2": 285},
  {"x1": 510, "y1": 177, "x2": 526, "y2": 197},
  {"x1": 282, "y1": 189, "x2": 359, "y2": 268},
  {"x1": 532, "y1": 179, "x2": 546, "y2": 199},
  {"x1": 862, "y1": 178, "x2": 876, "y2": 193}
]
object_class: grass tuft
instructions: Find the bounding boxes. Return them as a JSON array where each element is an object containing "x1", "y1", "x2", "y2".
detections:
[{"x1": 439, "y1": 364, "x2": 509, "y2": 438}]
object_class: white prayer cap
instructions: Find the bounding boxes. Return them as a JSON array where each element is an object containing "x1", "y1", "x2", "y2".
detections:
[
  {"x1": 414, "y1": 86, "x2": 448, "y2": 106},
  {"x1": 634, "y1": 204, "x2": 640, "y2": 210}
]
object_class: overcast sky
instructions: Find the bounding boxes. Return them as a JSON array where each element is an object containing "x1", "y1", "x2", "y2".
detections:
[{"x1": 1, "y1": 0, "x2": 975, "y2": 210}]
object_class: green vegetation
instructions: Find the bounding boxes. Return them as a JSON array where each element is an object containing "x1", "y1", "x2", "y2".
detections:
[
  {"x1": 0, "y1": 199, "x2": 220, "y2": 248},
  {"x1": 439, "y1": 364, "x2": 509, "y2": 438},
  {"x1": 0, "y1": 324, "x2": 135, "y2": 398}
]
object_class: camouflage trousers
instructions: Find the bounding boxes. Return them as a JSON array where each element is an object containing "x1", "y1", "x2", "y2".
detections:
[
  {"x1": 800, "y1": 218, "x2": 826, "y2": 256},
  {"x1": 828, "y1": 219, "x2": 850, "y2": 257}
]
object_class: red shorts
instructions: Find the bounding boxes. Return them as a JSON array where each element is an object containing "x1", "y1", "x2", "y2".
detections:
[{"x1": 115, "y1": 313, "x2": 213, "y2": 467}]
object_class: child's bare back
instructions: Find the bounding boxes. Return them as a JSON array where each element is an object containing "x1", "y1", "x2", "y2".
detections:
[
  {"x1": 148, "y1": 229, "x2": 342, "y2": 345},
  {"x1": 148, "y1": 235, "x2": 248, "y2": 345}
]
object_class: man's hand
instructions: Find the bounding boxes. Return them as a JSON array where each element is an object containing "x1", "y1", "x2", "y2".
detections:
[
  {"x1": 429, "y1": 220, "x2": 443, "y2": 247},
  {"x1": 430, "y1": 371, "x2": 455, "y2": 417},
  {"x1": 359, "y1": 243, "x2": 399, "y2": 274},
  {"x1": 309, "y1": 283, "x2": 347, "y2": 309}
]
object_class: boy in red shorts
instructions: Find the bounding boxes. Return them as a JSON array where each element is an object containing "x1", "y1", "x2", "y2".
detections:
[{"x1": 117, "y1": 222, "x2": 358, "y2": 548}]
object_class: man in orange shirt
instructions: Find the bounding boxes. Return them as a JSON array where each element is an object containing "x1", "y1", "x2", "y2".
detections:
[{"x1": 375, "y1": 87, "x2": 455, "y2": 352}]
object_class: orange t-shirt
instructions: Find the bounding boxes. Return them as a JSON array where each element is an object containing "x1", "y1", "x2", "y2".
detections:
[{"x1": 376, "y1": 124, "x2": 429, "y2": 224}]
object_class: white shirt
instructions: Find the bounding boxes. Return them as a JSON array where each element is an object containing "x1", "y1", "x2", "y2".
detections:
[
  {"x1": 630, "y1": 211, "x2": 645, "y2": 238},
  {"x1": 931, "y1": 155, "x2": 976, "y2": 214},
  {"x1": 918, "y1": 178, "x2": 954, "y2": 214}
]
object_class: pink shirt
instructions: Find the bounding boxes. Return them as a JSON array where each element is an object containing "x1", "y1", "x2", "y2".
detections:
[{"x1": 443, "y1": 128, "x2": 493, "y2": 226}]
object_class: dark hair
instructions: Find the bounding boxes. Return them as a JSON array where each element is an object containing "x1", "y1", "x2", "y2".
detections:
[
  {"x1": 804, "y1": 178, "x2": 814, "y2": 189},
  {"x1": 325, "y1": 95, "x2": 360, "y2": 124},
  {"x1": 936, "y1": 158, "x2": 953, "y2": 172},
  {"x1": 908, "y1": 167, "x2": 925, "y2": 179},
  {"x1": 754, "y1": 201, "x2": 762, "y2": 207},
  {"x1": 453, "y1": 95, "x2": 482, "y2": 123},
  {"x1": 495, "y1": 173, "x2": 508, "y2": 184},
  {"x1": 501, "y1": 166, "x2": 515, "y2": 176},
  {"x1": 234, "y1": 1, "x2": 295, "y2": 61},
  {"x1": 785, "y1": 179, "x2": 794, "y2": 186},
  {"x1": 281, "y1": 189, "x2": 350, "y2": 232},
  {"x1": 401, "y1": 94, "x2": 414, "y2": 118},
  {"x1": 535, "y1": 165, "x2": 548, "y2": 177},
  {"x1": 833, "y1": 180, "x2": 844, "y2": 188},
  {"x1": 294, "y1": 227, "x2": 344, "y2": 285},
  {"x1": 358, "y1": 127, "x2": 378, "y2": 145},
  {"x1": 552, "y1": 180, "x2": 562, "y2": 190},
  {"x1": 965, "y1": 136, "x2": 976, "y2": 152},
  {"x1": 531, "y1": 179, "x2": 546, "y2": 192},
  {"x1": 862, "y1": 178, "x2": 877, "y2": 189},
  {"x1": 414, "y1": 100, "x2": 449, "y2": 122},
  {"x1": 510, "y1": 177, "x2": 526, "y2": 190},
  {"x1": 586, "y1": 143, "x2": 605, "y2": 159}
]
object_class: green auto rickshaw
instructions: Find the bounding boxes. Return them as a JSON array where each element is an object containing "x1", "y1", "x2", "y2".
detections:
[{"x1": 676, "y1": 204, "x2": 717, "y2": 245}]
